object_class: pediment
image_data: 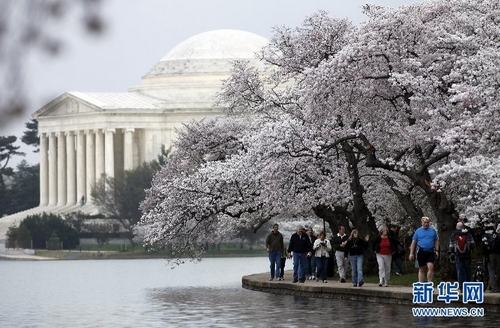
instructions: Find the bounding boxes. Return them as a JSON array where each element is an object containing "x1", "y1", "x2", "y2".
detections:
[{"x1": 33, "y1": 93, "x2": 101, "y2": 119}]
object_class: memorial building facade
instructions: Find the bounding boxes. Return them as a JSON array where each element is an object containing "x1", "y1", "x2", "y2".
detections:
[
  {"x1": 0, "y1": 29, "x2": 267, "y2": 241},
  {"x1": 33, "y1": 29, "x2": 268, "y2": 207}
]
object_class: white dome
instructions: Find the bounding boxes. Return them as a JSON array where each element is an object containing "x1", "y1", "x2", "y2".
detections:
[
  {"x1": 143, "y1": 29, "x2": 268, "y2": 77},
  {"x1": 132, "y1": 29, "x2": 268, "y2": 109},
  {"x1": 160, "y1": 29, "x2": 268, "y2": 61}
]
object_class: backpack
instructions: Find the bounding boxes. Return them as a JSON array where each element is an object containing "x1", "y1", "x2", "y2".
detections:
[{"x1": 455, "y1": 234, "x2": 468, "y2": 253}]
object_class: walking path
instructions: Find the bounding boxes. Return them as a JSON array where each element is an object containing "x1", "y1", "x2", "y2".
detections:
[
  {"x1": 242, "y1": 271, "x2": 500, "y2": 312},
  {"x1": 0, "y1": 254, "x2": 56, "y2": 261}
]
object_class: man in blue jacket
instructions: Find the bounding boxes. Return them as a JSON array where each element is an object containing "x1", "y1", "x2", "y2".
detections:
[{"x1": 287, "y1": 225, "x2": 313, "y2": 283}]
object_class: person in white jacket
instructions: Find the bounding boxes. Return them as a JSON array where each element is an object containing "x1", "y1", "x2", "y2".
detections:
[{"x1": 313, "y1": 231, "x2": 332, "y2": 283}]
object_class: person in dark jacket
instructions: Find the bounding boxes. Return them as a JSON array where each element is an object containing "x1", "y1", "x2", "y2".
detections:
[
  {"x1": 306, "y1": 227, "x2": 317, "y2": 280},
  {"x1": 265, "y1": 223, "x2": 285, "y2": 281},
  {"x1": 389, "y1": 225, "x2": 405, "y2": 276},
  {"x1": 345, "y1": 229, "x2": 369, "y2": 287},
  {"x1": 287, "y1": 225, "x2": 313, "y2": 283},
  {"x1": 482, "y1": 224, "x2": 500, "y2": 292},
  {"x1": 448, "y1": 221, "x2": 475, "y2": 288},
  {"x1": 279, "y1": 242, "x2": 287, "y2": 280},
  {"x1": 332, "y1": 225, "x2": 349, "y2": 283}
]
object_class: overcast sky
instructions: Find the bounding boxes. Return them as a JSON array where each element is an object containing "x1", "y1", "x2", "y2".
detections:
[{"x1": 4, "y1": 0, "x2": 422, "y2": 166}]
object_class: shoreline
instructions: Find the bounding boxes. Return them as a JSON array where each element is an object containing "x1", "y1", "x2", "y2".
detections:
[
  {"x1": 242, "y1": 271, "x2": 500, "y2": 312},
  {"x1": 0, "y1": 249, "x2": 267, "y2": 261}
]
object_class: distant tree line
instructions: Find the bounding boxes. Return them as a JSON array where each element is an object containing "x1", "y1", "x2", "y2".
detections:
[
  {"x1": 6, "y1": 213, "x2": 79, "y2": 249},
  {"x1": 0, "y1": 119, "x2": 40, "y2": 217},
  {"x1": 5, "y1": 211, "x2": 122, "y2": 251}
]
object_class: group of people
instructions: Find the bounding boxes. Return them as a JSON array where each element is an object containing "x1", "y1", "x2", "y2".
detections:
[
  {"x1": 406, "y1": 216, "x2": 500, "y2": 293},
  {"x1": 266, "y1": 216, "x2": 500, "y2": 291},
  {"x1": 265, "y1": 224, "x2": 334, "y2": 283},
  {"x1": 265, "y1": 223, "x2": 405, "y2": 287}
]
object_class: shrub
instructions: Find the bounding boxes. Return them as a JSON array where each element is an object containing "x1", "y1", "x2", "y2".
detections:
[
  {"x1": 21, "y1": 212, "x2": 79, "y2": 249},
  {"x1": 16, "y1": 223, "x2": 32, "y2": 248},
  {"x1": 46, "y1": 231, "x2": 61, "y2": 250}
]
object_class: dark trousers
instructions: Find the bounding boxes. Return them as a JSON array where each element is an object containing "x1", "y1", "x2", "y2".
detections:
[
  {"x1": 280, "y1": 257, "x2": 286, "y2": 278},
  {"x1": 393, "y1": 256, "x2": 403, "y2": 274},
  {"x1": 316, "y1": 256, "x2": 328, "y2": 280},
  {"x1": 455, "y1": 256, "x2": 472, "y2": 288}
]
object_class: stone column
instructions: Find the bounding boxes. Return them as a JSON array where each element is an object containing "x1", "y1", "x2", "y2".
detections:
[
  {"x1": 95, "y1": 129, "x2": 105, "y2": 182},
  {"x1": 124, "y1": 128, "x2": 135, "y2": 171},
  {"x1": 85, "y1": 130, "x2": 95, "y2": 203},
  {"x1": 39, "y1": 133, "x2": 49, "y2": 206},
  {"x1": 56, "y1": 132, "x2": 67, "y2": 206},
  {"x1": 76, "y1": 131, "x2": 86, "y2": 203},
  {"x1": 105, "y1": 129, "x2": 115, "y2": 178},
  {"x1": 66, "y1": 131, "x2": 76, "y2": 205},
  {"x1": 48, "y1": 133, "x2": 57, "y2": 206}
]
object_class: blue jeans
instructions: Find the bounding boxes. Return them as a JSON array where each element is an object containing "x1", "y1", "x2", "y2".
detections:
[
  {"x1": 316, "y1": 256, "x2": 329, "y2": 280},
  {"x1": 349, "y1": 254, "x2": 364, "y2": 284},
  {"x1": 455, "y1": 256, "x2": 471, "y2": 287},
  {"x1": 292, "y1": 252, "x2": 307, "y2": 281},
  {"x1": 307, "y1": 255, "x2": 317, "y2": 277},
  {"x1": 269, "y1": 251, "x2": 281, "y2": 278}
]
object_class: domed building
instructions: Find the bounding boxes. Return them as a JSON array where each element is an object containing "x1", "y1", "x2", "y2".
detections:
[{"x1": 0, "y1": 30, "x2": 268, "y2": 241}]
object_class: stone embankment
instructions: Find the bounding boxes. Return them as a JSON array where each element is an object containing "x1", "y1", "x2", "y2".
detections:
[{"x1": 242, "y1": 271, "x2": 500, "y2": 312}]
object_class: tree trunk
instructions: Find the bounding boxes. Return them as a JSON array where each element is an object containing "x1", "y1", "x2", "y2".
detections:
[
  {"x1": 313, "y1": 204, "x2": 349, "y2": 235},
  {"x1": 383, "y1": 175, "x2": 424, "y2": 230},
  {"x1": 360, "y1": 136, "x2": 456, "y2": 278},
  {"x1": 342, "y1": 141, "x2": 377, "y2": 238}
]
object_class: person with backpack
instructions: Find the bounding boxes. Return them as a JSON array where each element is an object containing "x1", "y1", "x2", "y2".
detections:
[{"x1": 448, "y1": 221, "x2": 475, "y2": 289}]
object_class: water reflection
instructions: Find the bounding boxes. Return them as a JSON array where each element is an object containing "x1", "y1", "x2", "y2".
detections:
[
  {"x1": 0, "y1": 258, "x2": 498, "y2": 327},
  {"x1": 147, "y1": 286, "x2": 498, "y2": 328}
]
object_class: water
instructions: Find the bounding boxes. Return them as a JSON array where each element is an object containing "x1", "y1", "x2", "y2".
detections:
[{"x1": 0, "y1": 257, "x2": 497, "y2": 327}]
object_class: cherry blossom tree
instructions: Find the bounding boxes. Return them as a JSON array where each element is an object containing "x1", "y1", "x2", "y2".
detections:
[
  {"x1": 340, "y1": 0, "x2": 500, "y2": 250},
  {"x1": 140, "y1": 1, "x2": 500, "y2": 266},
  {"x1": 140, "y1": 13, "x2": 389, "y2": 263}
]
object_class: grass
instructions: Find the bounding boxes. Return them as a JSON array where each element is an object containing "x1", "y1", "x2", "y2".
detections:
[
  {"x1": 363, "y1": 271, "x2": 419, "y2": 287},
  {"x1": 34, "y1": 243, "x2": 268, "y2": 261}
]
